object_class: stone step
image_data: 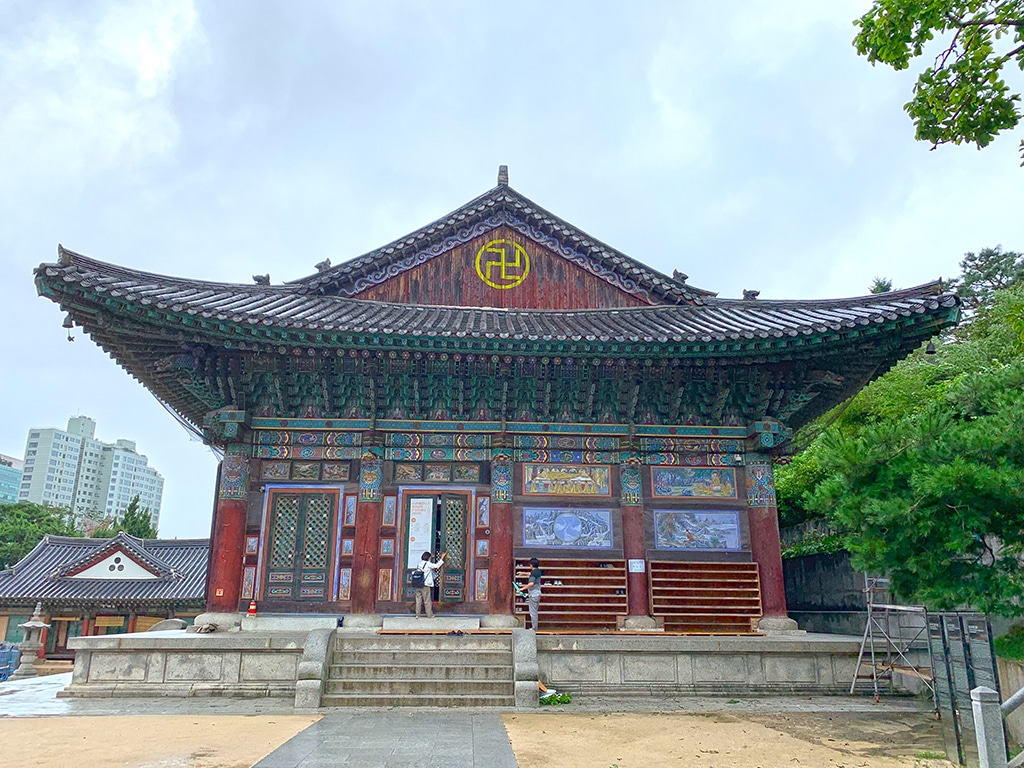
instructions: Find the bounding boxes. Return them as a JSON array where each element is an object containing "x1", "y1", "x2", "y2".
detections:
[
  {"x1": 320, "y1": 692, "x2": 516, "y2": 708},
  {"x1": 331, "y1": 650, "x2": 512, "y2": 667},
  {"x1": 324, "y1": 678, "x2": 513, "y2": 696},
  {"x1": 381, "y1": 616, "x2": 481, "y2": 631},
  {"x1": 334, "y1": 635, "x2": 512, "y2": 652},
  {"x1": 328, "y1": 663, "x2": 512, "y2": 681}
]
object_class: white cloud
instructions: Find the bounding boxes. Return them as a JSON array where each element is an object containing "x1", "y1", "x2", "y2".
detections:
[{"x1": 0, "y1": 1, "x2": 199, "y2": 189}]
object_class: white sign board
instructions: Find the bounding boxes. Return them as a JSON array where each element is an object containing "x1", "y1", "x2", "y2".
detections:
[
  {"x1": 628, "y1": 558, "x2": 646, "y2": 573},
  {"x1": 406, "y1": 497, "x2": 435, "y2": 568}
]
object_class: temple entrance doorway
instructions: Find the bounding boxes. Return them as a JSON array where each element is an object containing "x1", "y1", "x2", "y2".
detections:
[{"x1": 403, "y1": 491, "x2": 471, "y2": 605}]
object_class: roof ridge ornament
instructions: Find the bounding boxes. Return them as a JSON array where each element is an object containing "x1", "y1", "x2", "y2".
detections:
[{"x1": 497, "y1": 165, "x2": 509, "y2": 187}]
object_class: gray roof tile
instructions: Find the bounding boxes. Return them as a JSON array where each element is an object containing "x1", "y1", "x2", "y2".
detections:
[{"x1": 0, "y1": 533, "x2": 208, "y2": 607}]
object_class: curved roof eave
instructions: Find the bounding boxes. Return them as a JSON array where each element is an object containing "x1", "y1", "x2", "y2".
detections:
[{"x1": 35, "y1": 249, "x2": 960, "y2": 353}]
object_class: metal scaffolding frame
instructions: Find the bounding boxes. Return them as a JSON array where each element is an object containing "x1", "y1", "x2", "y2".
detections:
[{"x1": 850, "y1": 574, "x2": 935, "y2": 701}]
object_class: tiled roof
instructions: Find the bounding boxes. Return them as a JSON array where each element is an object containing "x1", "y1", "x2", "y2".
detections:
[
  {"x1": 0, "y1": 533, "x2": 208, "y2": 608},
  {"x1": 36, "y1": 248, "x2": 957, "y2": 353},
  {"x1": 289, "y1": 183, "x2": 717, "y2": 304}
]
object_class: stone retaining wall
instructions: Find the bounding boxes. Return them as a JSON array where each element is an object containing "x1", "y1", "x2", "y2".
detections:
[
  {"x1": 537, "y1": 633, "x2": 863, "y2": 695},
  {"x1": 62, "y1": 629, "x2": 306, "y2": 698}
]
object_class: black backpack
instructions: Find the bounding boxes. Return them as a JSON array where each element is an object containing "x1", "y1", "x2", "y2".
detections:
[{"x1": 410, "y1": 567, "x2": 426, "y2": 587}]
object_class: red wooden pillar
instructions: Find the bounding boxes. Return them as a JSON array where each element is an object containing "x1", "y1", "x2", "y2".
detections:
[
  {"x1": 621, "y1": 504, "x2": 649, "y2": 616},
  {"x1": 745, "y1": 455, "x2": 789, "y2": 619},
  {"x1": 351, "y1": 453, "x2": 383, "y2": 614},
  {"x1": 488, "y1": 453, "x2": 514, "y2": 616},
  {"x1": 206, "y1": 450, "x2": 249, "y2": 613},
  {"x1": 620, "y1": 462, "x2": 654, "y2": 626}
]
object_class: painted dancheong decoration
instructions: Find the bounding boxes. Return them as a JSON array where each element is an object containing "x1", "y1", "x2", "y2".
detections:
[{"x1": 34, "y1": 166, "x2": 959, "y2": 633}]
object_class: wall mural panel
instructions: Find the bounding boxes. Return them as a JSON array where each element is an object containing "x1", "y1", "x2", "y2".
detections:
[
  {"x1": 522, "y1": 464, "x2": 611, "y2": 496},
  {"x1": 653, "y1": 510, "x2": 742, "y2": 551},
  {"x1": 261, "y1": 461, "x2": 290, "y2": 481},
  {"x1": 522, "y1": 507, "x2": 614, "y2": 549},
  {"x1": 322, "y1": 462, "x2": 350, "y2": 481},
  {"x1": 650, "y1": 466, "x2": 738, "y2": 499}
]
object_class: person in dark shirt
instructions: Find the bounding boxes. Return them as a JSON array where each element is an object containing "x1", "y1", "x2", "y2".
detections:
[{"x1": 525, "y1": 557, "x2": 543, "y2": 630}]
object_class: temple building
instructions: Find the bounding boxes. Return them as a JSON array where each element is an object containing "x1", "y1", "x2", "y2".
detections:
[
  {"x1": 34, "y1": 168, "x2": 958, "y2": 634},
  {"x1": 0, "y1": 532, "x2": 207, "y2": 657}
]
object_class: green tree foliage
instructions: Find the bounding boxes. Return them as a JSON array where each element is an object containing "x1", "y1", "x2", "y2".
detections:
[
  {"x1": 0, "y1": 501, "x2": 77, "y2": 569},
  {"x1": 776, "y1": 247, "x2": 1024, "y2": 613},
  {"x1": 869, "y1": 276, "x2": 894, "y2": 293},
  {"x1": 948, "y1": 245, "x2": 1024, "y2": 307},
  {"x1": 810, "y1": 348, "x2": 1024, "y2": 614},
  {"x1": 853, "y1": 1, "x2": 1024, "y2": 163},
  {"x1": 91, "y1": 495, "x2": 159, "y2": 539}
]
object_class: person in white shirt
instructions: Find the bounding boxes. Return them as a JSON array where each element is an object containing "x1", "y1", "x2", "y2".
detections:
[{"x1": 415, "y1": 551, "x2": 445, "y2": 619}]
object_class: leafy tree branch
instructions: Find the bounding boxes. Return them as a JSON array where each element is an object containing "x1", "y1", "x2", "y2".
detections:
[{"x1": 854, "y1": 0, "x2": 1024, "y2": 163}]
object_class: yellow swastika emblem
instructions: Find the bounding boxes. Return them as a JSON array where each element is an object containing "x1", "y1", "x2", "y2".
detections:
[{"x1": 474, "y1": 239, "x2": 530, "y2": 290}]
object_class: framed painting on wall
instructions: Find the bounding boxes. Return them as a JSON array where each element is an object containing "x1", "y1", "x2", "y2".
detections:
[
  {"x1": 395, "y1": 463, "x2": 422, "y2": 481},
  {"x1": 343, "y1": 495, "x2": 357, "y2": 526},
  {"x1": 521, "y1": 507, "x2": 614, "y2": 548},
  {"x1": 424, "y1": 463, "x2": 451, "y2": 482},
  {"x1": 261, "y1": 461, "x2": 290, "y2": 481},
  {"x1": 522, "y1": 464, "x2": 611, "y2": 496},
  {"x1": 653, "y1": 509, "x2": 742, "y2": 551},
  {"x1": 453, "y1": 464, "x2": 480, "y2": 483},
  {"x1": 245, "y1": 535, "x2": 260, "y2": 556},
  {"x1": 338, "y1": 568, "x2": 352, "y2": 601},
  {"x1": 377, "y1": 569, "x2": 393, "y2": 601},
  {"x1": 241, "y1": 566, "x2": 256, "y2": 600},
  {"x1": 380, "y1": 538, "x2": 395, "y2": 556},
  {"x1": 322, "y1": 462, "x2": 350, "y2": 481},
  {"x1": 475, "y1": 569, "x2": 488, "y2": 601},
  {"x1": 476, "y1": 496, "x2": 490, "y2": 527},
  {"x1": 291, "y1": 461, "x2": 320, "y2": 480},
  {"x1": 382, "y1": 496, "x2": 398, "y2": 526},
  {"x1": 650, "y1": 466, "x2": 738, "y2": 499},
  {"x1": 476, "y1": 539, "x2": 489, "y2": 557},
  {"x1": 341, "y1": 538, "x2": 354, "y2": 556}
]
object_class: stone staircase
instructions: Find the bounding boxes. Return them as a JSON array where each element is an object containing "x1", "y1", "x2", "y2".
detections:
[{"x1": 322, "y1": 632, "x2": 516, "y2": 707}]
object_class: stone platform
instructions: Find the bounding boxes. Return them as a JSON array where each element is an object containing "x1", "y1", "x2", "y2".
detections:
[{"x1": 61, "y1": 623, "x2": 868, "y2": 705}]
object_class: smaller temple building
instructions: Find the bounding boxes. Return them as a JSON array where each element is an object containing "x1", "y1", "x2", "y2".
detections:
[{"x1": 0, "y1": 533, "x2": 207, "y2": 658}]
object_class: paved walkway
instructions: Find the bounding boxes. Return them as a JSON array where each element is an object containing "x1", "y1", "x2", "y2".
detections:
[
  {"x1": 253, "y1": 711, "x2": 518, "y2": 768},
  {"x1": 0, "y1": 673, "x2": 934, "y2": 767}
]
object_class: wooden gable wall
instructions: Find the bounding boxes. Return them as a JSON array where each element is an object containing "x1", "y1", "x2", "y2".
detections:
[{"x1": 350, "y1": 226, "x2": 654, "y2": 310}]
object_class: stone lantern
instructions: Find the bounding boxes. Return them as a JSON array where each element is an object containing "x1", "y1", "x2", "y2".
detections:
[{"x1": 10, "y1": 602, "x2": 49, "y2": 679}]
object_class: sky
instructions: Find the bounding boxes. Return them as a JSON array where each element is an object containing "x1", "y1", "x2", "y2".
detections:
[{"x1": 2, "y1": 1, "x2": 1022, "y2": 539}]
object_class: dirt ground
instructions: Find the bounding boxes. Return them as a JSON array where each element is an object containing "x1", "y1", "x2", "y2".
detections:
[
  {"x1": 0, "y1": 715, "x2": 320, "y2": 768},
  {"x1": 502, "y1": 710, "x2": 954, "y2": 768},
  {"x1": 0, "y1": 710, "x2": 953, "y2": 768}
]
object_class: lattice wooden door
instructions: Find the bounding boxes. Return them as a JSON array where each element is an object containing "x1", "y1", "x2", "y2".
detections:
[
  {"x1": 263, "y1": 491, "x2": 337, "y2": 601},
  {"x1": 438, "y1": 494, "x2": 468, "y2": 603}
]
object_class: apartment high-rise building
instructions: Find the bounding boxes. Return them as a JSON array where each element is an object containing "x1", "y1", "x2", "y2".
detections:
[
  {"x1": 18, "y1": 417, "x2": 164, "y2": 529},
  {"x1": 0, "y1": 454, "x2": 23, "y2": 504}
]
